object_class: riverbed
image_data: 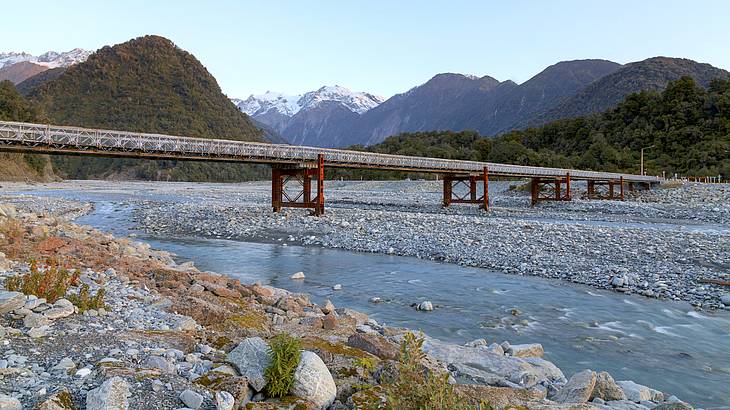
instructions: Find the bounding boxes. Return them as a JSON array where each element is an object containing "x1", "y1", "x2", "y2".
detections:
[{"x1": 2, "y1": 181, "x2": 730, "y2": 407}]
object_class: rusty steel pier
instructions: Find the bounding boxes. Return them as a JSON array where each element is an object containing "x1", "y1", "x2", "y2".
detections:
[{"x1": 0, "y1": 121, "x2": 661, "y2": 215}]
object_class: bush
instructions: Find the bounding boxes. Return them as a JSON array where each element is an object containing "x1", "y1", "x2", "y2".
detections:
[
  {"x1": 264, "y1": 333, "x2": 302, "y2": 398},
  {"x1": 67, "y1": 283, "x2": 106, "y2": 312},
  {"x1": 5, "y1": 259, "x2": 79, "y2": 303},
  {"x1": 382, "y1": 332, "x2": 475, "y2": 410}
]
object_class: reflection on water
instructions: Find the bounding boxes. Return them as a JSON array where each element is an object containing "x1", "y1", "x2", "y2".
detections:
[{"x1": 13, "y1": 192, "x2": 730, "y2": 407}]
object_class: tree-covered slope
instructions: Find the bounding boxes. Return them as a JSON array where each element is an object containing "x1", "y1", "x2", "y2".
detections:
[
  {"x1": 356, "y1": 77, "x2": 730, "y2": 179},
  {"x1": 28, "y1": 35, "x2": 268, "y2": 181},
  {"x1": 0, "y1": 81, "x2": 55, "y2": 181}
]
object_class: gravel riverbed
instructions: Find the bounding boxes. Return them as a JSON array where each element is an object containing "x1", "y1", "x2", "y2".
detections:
[{"x1": 119, "y1": 180, "x2": 730, "y2": 310}]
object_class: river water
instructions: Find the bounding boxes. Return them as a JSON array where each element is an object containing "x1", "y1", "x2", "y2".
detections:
[{"x1": 11, "y1": 189, "x2": 730, "y2": 407}]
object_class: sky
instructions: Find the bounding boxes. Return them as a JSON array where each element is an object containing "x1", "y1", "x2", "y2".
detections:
[{"x1": 3, "y1": 0, "x2": 729, "y2": 98}]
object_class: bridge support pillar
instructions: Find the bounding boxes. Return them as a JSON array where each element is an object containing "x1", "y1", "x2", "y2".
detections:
[
  {"x1": 530, "y1": 173, "x2": 571, "y2": 206},
  {"x1": 443, "y1": 166, "x2": 489, "y2": 210},
  {"x1": 272, "y1": 154, "x2": 325, "y2": 216},
  {"x1": 585, "y1": 176, "x2": 624, "y2": 201}
]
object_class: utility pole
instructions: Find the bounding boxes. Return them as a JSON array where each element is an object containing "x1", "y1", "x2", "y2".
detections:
[{"x1": 641, "y1": 145, "x2": 655, "y2": 176}]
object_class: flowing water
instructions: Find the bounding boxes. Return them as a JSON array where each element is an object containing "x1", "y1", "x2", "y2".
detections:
[{"x1": 10, "y1": 189, "x2": 730, "y2": 407}]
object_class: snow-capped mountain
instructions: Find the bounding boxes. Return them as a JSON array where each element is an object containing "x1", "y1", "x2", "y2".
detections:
[
  {"x1": 235, "y1": 85, "x2": 384, "y2": 118},
  {"x1": 232, "y1": 85, "x2": 384, "y2": 147},
  {"x1": 0, "y1": 48, "x2": 91, "y2": 69}
]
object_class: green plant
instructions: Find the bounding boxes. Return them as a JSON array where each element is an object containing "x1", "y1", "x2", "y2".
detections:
[
  {"x1": 67, "y1": 284, "x2": 106, "y2": 312},
  {"x1": 5, "y1": 259, "x2": 73, "y2": 303},
  {"x1": 264, "y1": 333, "x2": 302, "y2": 398},
  {"x1": 381, "y1": 332, "x2": 472, "y2": 410}
]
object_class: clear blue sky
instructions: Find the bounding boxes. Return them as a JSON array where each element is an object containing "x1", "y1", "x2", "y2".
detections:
[{"x1": 3, "y1": 0, "x2": 729, "y2": 98}]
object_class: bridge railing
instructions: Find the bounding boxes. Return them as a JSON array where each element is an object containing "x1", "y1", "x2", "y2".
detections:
[{"x1": 0, "y1": 121, "x2": 661, "y2": 183}]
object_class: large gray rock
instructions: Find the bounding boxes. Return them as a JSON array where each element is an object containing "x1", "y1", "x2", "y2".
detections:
[
  {"x1": 215, "y1": 391, "x2": 235, "y2": 410},
  {"x1": 86, "y1": 377, "x2": 131, "y2": 410},
  {"x1": 653, "y1": 402, "x2": 693, "y2": 410},
  {"x1": 601, "y1": 400, "x2": 650, "y2": 410},
  {"x1": 591, "y1": 371, "x2": 626, "y2": 401},
  {"x1": 43, "y1": 299, "x2": 75, "y2": 320},
  {"x1": 552, "y1": 369, "x2": 596, "y2": 403},
  {"x1": 617, "y1": 381, "x2": 652, "y2": 403},
  {"x1": 291, "y1": 351, "x2": 336, "y2": 410},
  {"x1": 423, "y1": 337, "x2": 565, "y2": 388},
  {"x1": 0, "y1": 291, "x2": 25, "y2": 315},
  {"x1": 179, "y1": 389, "x2": 203, "y2": 409},
  {"x1": 144, "y1": 356, "x2": 176, "y2": 374},
  {"x1": 721, "y1": 294, "x2": 730, "y2": 306},
  {"x1": 226, "y1": 337, "x2": 270, "y2": 392},
  {"x1": 0, "y1": 394, "x2": 21, "y2": 410}
]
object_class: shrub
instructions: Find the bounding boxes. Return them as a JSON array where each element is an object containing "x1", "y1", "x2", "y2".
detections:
[
  {"x1": 67, "y1": 284, "x2": 106, "y2": 312},
  {"x1": 382, "y1": 332, "x2": 473, "y2": 410},
  {"x1": 5, "y1": 259, "x2": 76, "y2": 303},
  {"x1": 264, "y1": 333, "x2": 302, "y2": 398}
]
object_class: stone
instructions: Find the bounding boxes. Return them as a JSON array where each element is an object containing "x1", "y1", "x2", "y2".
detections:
[
  {"x1": 291, "y1": 351, "x2": 336, "y2": 410},
  {"x1": 721, "y1": 294, "x2": 730, "y2": 306},
  {"x1": 369, "y1": 297, "x2": 381, "y2": 303},
  {"x1": 28, "y1": 326, "x2": 49, "y2": 338},
  {"x1": 603, "y1": 399, "x2": 651, "y2": 410},
  {"x1": 0, "y1": 291, "x2": 25, "y2": 314},
  {"x1": 226, "y1": 337, "x2": 270, "y2": 391},
  {"x1": 347, "y1": 333, "x2": 399, "y2": 360},
  {"x1": 591, "y1": 371, "x2": 626, "y2": 401},
  {"x1": 215, "y1": 391, "x2": 235, "y2": 410},
  {"x1": 552, "y1": 369, "x2": 596, "y2": 403},
  {"x1": 507, "y1": 343, "x2": 544, "y2": 358},
  {"x1": 337, "y1": 308, "x2": 368, "y2": 325},
  {"x1": 179, "y1": 389, "x2": 203, "y2": 409},
  {"x1": 38, "y1": 388, "x2": 74, "y2": 410},
  {"x1": 321, "y1": 299, "x2": 335, "y2": 315},
  {"x1": 0, "y1": 394, "x2": 21, "y2": 410},
  {"x1": 86, "y1": 377, "x2": 131, "y2": 410},
  {"x1": 332, "y1": 284, "x2": 342, "y2": 291},
  {"x1": 44, "y1": 299, "x2": 75, "y2": 319},
  {"x1": 144, "y1": 356, "x2": 176, "y2": 374},
  {"x1": 486, "y1": 343, "x2": 505, "y2": 356},
  {"x1": 417, "y1": 301, "x2": 433, "y2": 311},
  {"x1": 322, "y1": 313, "x2": 338, "y2": 330},
  {"x1": 52, "y1": 357, "x2": 77, "y2": 374},
  {"x1": 617, "y1": 380, "x2": 652, "y2": 403},
  {"x1": 291, "y1": 271, "x2": 305, "y2": 280},
  {"x1": 24, "y1": 312, "x2": 50, "y2": 328}
]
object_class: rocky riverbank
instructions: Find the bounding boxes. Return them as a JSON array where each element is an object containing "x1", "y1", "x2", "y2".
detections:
[
  {"x1": 0, "y1": 193, "x2": 707, "y2": 409},
  {"x1": 126, "y1": 180, "x2": 729, "y2": 310}
]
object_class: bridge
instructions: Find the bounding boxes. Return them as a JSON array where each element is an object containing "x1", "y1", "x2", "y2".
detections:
[{"x1": 0, "y1": 121, "x2": 661, "y2": 215}]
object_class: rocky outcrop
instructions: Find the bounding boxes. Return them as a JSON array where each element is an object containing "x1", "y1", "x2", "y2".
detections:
[
  {"x1": 591, "y1": 371, "x2": 626, "y2": 401},
  {"x1": 552, "y1": 370, "x2": 596, "y2": 403},
  {"x1": 226, "y1": 337, "x2": 270, "y2": 391}
]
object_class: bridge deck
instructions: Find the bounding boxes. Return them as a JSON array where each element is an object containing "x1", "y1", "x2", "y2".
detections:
[{"x1": 0, "y1": 121, "x2": 660, "y2": 183}]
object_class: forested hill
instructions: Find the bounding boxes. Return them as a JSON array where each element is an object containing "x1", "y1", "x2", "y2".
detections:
[
  {"x1": 26, "y1": 35, "x2": 268, "y2": 181},
  {"x1": 356, "y1": 77, "x2": 730, "y2": 179}
]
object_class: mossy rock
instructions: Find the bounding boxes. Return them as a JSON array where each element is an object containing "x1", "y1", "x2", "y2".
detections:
[
  {"x1": 348, "y1": 386, "x2": 386, "y2": 410},
  {"x1": 38, "y1": 388, "x2": 75, "y2": 410}
]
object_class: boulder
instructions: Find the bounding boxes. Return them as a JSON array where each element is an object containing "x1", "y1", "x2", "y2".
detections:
[
  {"x1": 44, "y1": 299, "x2": 75, "y2": 319},
  {"x1": 24, "y1": 312, "x2": 50, "y2": 328},
  {"x1": 453, "y1": 384, "x2": 546, "y2": 409},
  {"x1": 552, "y1": 370, "x2": 596, "y2": 403},
  {"x1": 0, "y1": 394, "x2": 21, "y2": 410},
  {"x1": 322, "y1": 313, "x2": 338, "y2": 330},
  {"x1": 423, "y1": 337, "x2": 565, "y2": 388},
  {"x1": 179, "y1": 389, "x2": 203, "y2": 409},
  {"x1": 617, "y1": 381, "x2": 652, "y2": 403},
  {"x1": 336, "y1": 308, "x2": 368, "y2": 325},
  {"x1": 226, "y1": 337, "x2": 270, "y2": 391},
  {"x1": 591, "y1": 371, "x2": 626, "y2": 401},
  {"x1": 347, "y1": 333, "x2": 398, "y2": 360},
  {"x1": 0, "y1": 291, "x2": 25, "y2": 315},
  {"x1": 601, "y1": 400, "x2": 651, "y2": 410},
  {"x1": 291, "y1": 351, "x2": 336, "y2": 410},
  {"x1": 507, "y1": 343, "x2": 544, "y2": 358},
  {"x1": 720, "y1": 293, "x2": 730, "y2": 306},
  {"x1": 653, "y1": 402, "x2": 693, "y2": 410},
  {"x1": 86, "y1": 377, "x2": 131, "y2": 410},
  {"x1": 144, "y1": 356, "x2": 176, "y2": 374},
  {"x1": 417, "y1": 301, "x2": 433, "y2": 311},
  {"x1": 321, "y1": 299, "x2": 335, "y2": 315},
  {"x1": 37, "y1": 388, "x2": 74, "y2": 410},
  {"x1": 291, "y1": 272, "x2": 305, "y2": 280},
  {"x1": 215, "y1": 391, "x2": 235, "y2": 410}
]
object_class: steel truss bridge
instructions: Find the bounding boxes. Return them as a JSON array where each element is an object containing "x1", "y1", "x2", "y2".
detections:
[{"x1": 0, "y1": 121, "x2": 661, "y2": 215}]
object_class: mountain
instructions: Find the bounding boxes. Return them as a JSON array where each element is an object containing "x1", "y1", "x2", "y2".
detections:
[
  {"x1": 538, "y1": 57, "x2": 730, "y2": 124},
  {"x1": 0, "y1": 48, "x2": 91, "y2": 69},
  {"x1": 16, "y1": 67, "x2": 67, "y2": 95},
  {"x1": 235, "y1": 85, "x2": 384, "y2": 147},
  {"x1": 0, "y1": 48, "x2": 91, "y2": 86},
  {"x1": 27, "y1": 35, "x2": 268, "y2": 181},
  {"x1": 0, "y1": 62, "x2": 48, "y2": 84}
]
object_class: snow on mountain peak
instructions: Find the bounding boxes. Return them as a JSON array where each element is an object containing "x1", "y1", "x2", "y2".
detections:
[
  {"x1": 0, "y1": 48, "x2": 92, "y2": 69},
  {"x1": 234, "y1": 85, "x2": 384, "y2": 117}
]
